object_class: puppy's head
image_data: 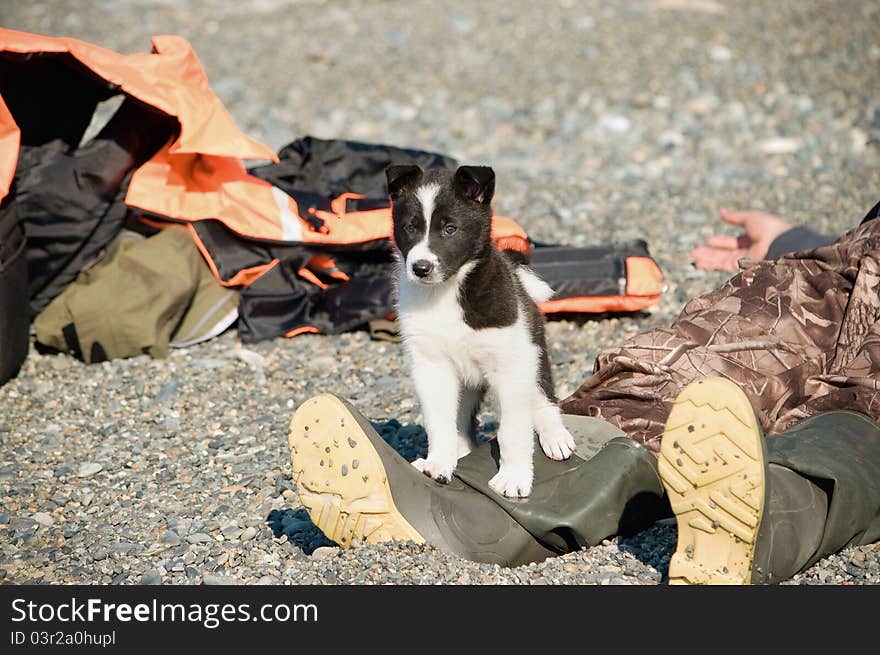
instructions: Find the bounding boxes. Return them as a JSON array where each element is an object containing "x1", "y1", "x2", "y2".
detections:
[{"x1": 386, "y1": 164, "x2": 495, "y2": 285}]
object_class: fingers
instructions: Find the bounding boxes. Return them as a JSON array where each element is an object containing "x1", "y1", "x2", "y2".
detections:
[
  {"x1": 720, "y1": 207, "x2": 791, "y2": 232},
  {"x1": 706, "y1": 234, "x2": 751, "y2": 250},
  {"x1": 690, "y1": 246, "x2": 743, "y2": 272},
  {"x1": 719, "y1": 207, "x2": 749, "y2": 226}
]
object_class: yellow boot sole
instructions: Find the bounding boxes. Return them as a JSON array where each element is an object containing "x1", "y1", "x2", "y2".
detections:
[
  {"x1": 658, "y1": 377, "x2": 767, "y2": 585},
  {"x1": 288, "y1": 394, "x2": 425, "y2": 548}
]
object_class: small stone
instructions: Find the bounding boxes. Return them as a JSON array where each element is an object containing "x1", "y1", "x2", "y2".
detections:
[
  {"x1": 758, "y1": 137, "x2": 800, "y2": 155},
  {"x1": 161, "y1": 417, "x2": 181, "y2": 436},
  {"x1": 709, "y1": 45, "x2": 732, "y2": 61},
  {"x1": 311, "y1": 546, "x2": 339, "y2": 560},
  {"x1": 851, "y1": 128, "x2": 868, "y2": 153},
  {"x1": 31, "y1": 512, "x2": 54, "y2": 527},
  {"x1": 160, "y1": 529, "x2": 182, "y2": 546},
  {"x1": 598, "y1": 114, "x2": 631, "y2": 133},
  {"x1": 154, "y1": 379, "x2": 180, "y2": 405},
  {"x1": 845, "y1": 563, "x2": 866, "y2": 578},
  {"x1": 221, "y1": 523, "x2": 242, "y2": 539},
  {"x1": 683, "y1": 95, "x2": 717, "y2": 116},
  {"x1": 202, "y1": 574, "x2": 236, "y2": 585},
  {"x1": 139, "y1": 571, "x2": 162, "y2": 585},
  {"x1": 658, "y1": 131, "x2": 684, "y2": 149},
  {"x1": 77, "y1": 462, "x2": 103, "y2": 478},
  {"x1": 233, "y1": 347, "x2": 268, "y2": 370},
  {"x1": 185, "y1": 532, "x2": 215, "y2": 544}
]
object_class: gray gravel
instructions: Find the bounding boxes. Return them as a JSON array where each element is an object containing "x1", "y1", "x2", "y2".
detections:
[{"x1": 2, "y1": 0, "x2": 880, "y2": 585}]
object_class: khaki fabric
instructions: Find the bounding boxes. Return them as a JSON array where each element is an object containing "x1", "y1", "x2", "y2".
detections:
[
  {"x1": 368, "y1": 318, "x2": 401, "y2": 343},
  {"x1": 561, "y1": 217, "x2": 880, "y2": 453},
  {"x1": 35, "y1": 226, "x2": 238, "y2": 362}
]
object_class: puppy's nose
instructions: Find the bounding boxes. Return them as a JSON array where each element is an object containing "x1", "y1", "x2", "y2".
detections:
[{"x1": 411, "y1": 260, "x2": 434, "y2": 278}]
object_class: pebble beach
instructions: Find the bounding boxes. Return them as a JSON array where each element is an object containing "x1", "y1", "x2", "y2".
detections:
[{"x1": 2, "y1": 0, "x2": 879, "y2": 585}]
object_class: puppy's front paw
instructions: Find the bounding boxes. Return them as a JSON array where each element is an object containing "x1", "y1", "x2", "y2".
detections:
[
  {"x1": 488, "y1": 465, "x2": 533, "y2": 498},
  {"x1": 411, "y1": 458, "x2": 454, "y2": 485},
  {"x1": 540, "y1": 428, "x2": 576, "y2": 461}
]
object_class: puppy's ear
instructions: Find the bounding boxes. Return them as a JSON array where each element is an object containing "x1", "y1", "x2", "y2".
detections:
[
  {"x1": 454, "y1": 166, "x2": 495, "y2": 205},
  {"x1": 385, "y1": 164, "x2": 423, "y2": 200}
]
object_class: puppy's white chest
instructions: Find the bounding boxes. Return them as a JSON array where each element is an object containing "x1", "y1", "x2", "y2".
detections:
[
  {"x1": 398, "y1": 282, "x2": 474, "y2": 355},
  {"x1": 397, "y1": 277, "x2": 528, "y2": 387}
]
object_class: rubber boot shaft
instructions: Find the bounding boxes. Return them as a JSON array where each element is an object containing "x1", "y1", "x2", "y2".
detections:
[
  {"x1": 455, "y1": 435, "x2": 670, "y2": 553},
  {"x1": 751, "y1": 464, "x2": 827, "y2": 584},
  {"x1": 337, "y1": 398, "x2": 557, "y2": 567},
  {"x1": 765, "y1": 410, "x2": 880, "y2": 571}
]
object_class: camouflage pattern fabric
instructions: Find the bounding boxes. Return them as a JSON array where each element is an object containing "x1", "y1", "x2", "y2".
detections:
[{"x1": 561, "y1": 216, "x2": 880, "y2": 454}]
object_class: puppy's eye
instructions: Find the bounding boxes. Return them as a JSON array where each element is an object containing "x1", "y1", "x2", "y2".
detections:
[
  {"x1": 404, "y1": 224, "x2": 417, "y2": 235},
  {"x1": 443, "y1": 224, "x2": 458, "y2": 236}
]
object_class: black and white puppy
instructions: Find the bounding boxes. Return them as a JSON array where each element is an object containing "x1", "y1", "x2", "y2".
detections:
[{"x1": 386, "y1": 164, "x2": 575, "y2": 498}]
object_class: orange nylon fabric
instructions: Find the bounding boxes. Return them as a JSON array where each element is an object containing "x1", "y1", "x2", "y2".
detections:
[
  {"x1": 624, "y1": 256, "x2": 664, "y2": 297},
  {"x1": 284, "y1": 326, "x2": 321, "y2": 338},
  {"x1": 0, "y1": 93, "x2": 18, "y2": 202},
  {"x1": 127, "y1": 152, "x2": 530, "y2": 248},
  {"x1": 0, "y1": 28, "x2": 275, "y2": 161},
  {"x1": 0, "y1": 28, "x2": 278, "y2": 234},
  {"x1": 126, "y1": 148, "x2": 295, "y2": 241},
  {"x1": 538, "y1": 294, "x2": 661, "y2": 314}
]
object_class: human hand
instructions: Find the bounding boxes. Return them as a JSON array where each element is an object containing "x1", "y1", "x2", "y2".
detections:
[{"x1": 690, "y1": 208, "x2": 793, "y2": 271}]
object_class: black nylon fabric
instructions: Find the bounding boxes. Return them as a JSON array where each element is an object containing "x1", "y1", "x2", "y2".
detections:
[
  {"x1": 189, "y1": 219, "x2": 301, "y2": 283},
  {"x1": 530, "y1": 241, "x2": 652, "y2": 300},
  {"x1": 248, "y1": 136, "x2": 458, "y2": 199},
  {"x1": 0, "y1": 54, "x2": 175, "y2": 316},
  {"x1": 237, "y1": 254, "x2": 395, "y2": 342},
  {"x1": 0, "y1": 193, "x2": 29, "y2": 385},
  {"x1": 0, "y1": 54, "x2": 112, "y2": 150},
  {"x1": 17, "y1": 136, "x2": 135, "y2": 316}
]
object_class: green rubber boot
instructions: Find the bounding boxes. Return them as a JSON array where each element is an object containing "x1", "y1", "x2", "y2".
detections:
[
  {"x1": 288, "y1": 394, "x2": 669, "y2": 565},
  {"x1": 658, "y1": 377, "x2": 880, "y2": 584},
  {"x1": 289, "y1": 394, "x2": 555, "y2": 566}
]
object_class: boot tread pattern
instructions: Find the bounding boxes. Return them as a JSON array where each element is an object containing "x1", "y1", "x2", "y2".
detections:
[
  {"x1": 658, "y1": 378, "x2": 766, "y2": 585},
  {"x1": 289, "y1": 394, "x2": 425, "y2": 548}
]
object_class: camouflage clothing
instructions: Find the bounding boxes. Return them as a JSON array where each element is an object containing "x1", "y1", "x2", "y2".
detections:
[{"x1": 561, "y1": 207, "x2": 880, "y2": 454}]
